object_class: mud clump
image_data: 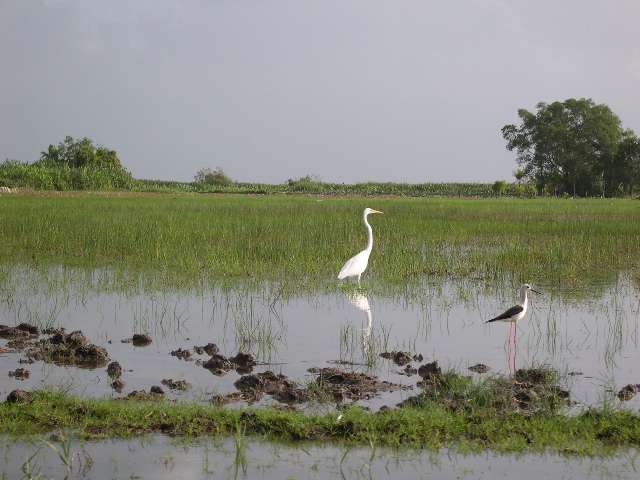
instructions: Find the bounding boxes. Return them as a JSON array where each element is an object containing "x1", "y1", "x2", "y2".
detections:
[
  {"x1": 161, "y1": 378, "x2": 189, "y2": 391},
  {"x1": 107, "y1": 361, "x2": 123, "y2": 379},
  {"x1": 515, "y1": 367, "x2": 556, "y2": 385},
  {"x1": 111, "y1": 378, "x2": 125, "y2": 392},
  {"x1": 617, "y1": 384, "x2": 640, "y2": 401},
  {"x1": 417, "y1": 361, "x2": 442, "y2": 386},
  {"x1": 405, "y1": 363, "x2": 570, "y2": 415},
  {"x1": 468, "y1": 363, "x2": 490, "y2": 374},
  {"x1": 310, "y1": 367, "x2": 411, "y2": 402},
  {"x1": 400, "y1": 365, "x2": 418, "y2": 376},
  {"x1": 43, "y1": 327, "x2": 65, "y2": 335},
  {"x1": 234, "y1": 371, "x2": 308, "y2": 404},
  {"x1": 132, "y1": 334, "x2": 152, "y2": 347},
  {"x1": 6, "y1": 389, "x2": 32, "y2": 403},
  {"x1": 211, "y1": 392, "x2": 243, "y2": 406},
  {"x1": 170, "y1": 348, "x2": 192, "y2": 361},
  {"x1": 26, "y1": 330, "x2": 109, "y2": 368},
  {"x1": 16, "y1": 323, "x2": 40, "y2": 336},
  {"x1": 8, "y1": 368, "x2": 30, "y2": 380},
  {"x1": 194, "y1": 343, "x2": 219, "y2": 356},
  {"x1": 0, "y1": 326, "x2": 31, "y2": 340},
  {"x1": 202, "y1": 354, "x2": 234, "y2": 375},
  {"x1": 150, "y1": 385, "x2": 165, "y2": 395},
  {"x1": 380, "y1": 351, "x2": 423, "y2": 366},
  {"x1": 229, "y1": 352, "x2": 257, "y2": 374},
  {"x1": 126, "y1": 389, "x2": 164, "y2": 401},
  {"x1": 202, "y1": 352, "x2": 256, "y2": 375}
]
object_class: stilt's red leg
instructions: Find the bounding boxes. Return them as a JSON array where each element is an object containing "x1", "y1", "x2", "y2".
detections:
[{"x1": 513, "y1": 322, "x2": 518, "y2": 374}]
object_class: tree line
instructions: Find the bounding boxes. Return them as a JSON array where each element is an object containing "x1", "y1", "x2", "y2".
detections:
[{"x1": 502, "y1": 98, "x2": 640, "y2": 197}]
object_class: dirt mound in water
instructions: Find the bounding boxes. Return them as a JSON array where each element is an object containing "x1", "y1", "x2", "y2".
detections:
[
  {"x1": 0, "y1": 326, "x2": 32, "y2": 340},
  {"x1": 194, "y1": 343, "x2": 219, "y2": 356},
  {"x1": 8, "y1": 368, "x2": 30, "y2": 380},
  {"x1": 234, "y1": 371, "x2": 308, "y2": 403},
  {"x1": 170, "y1": 348, "x2": 192, "y2": 361},
  {"x1": 6, "y1": 389, "x2": 32, "y2": 403},
  {"x1": 380, "y1": 351, "x2": 423, "y2": 366},
  {"x1": 399, "y1": 364, "x2": 570, "y2": 414},
  {"x1": 202, "y1": 352, "x2": 256, "y2": 375},
  {"x1": 162, "y1": 378, "x2": 189, "y2": 391},
  {"x1": 308, "y1": 367, "x2": 412, "y2": 402},
  {"x1": 468, "y1": 363, "x2": 490, "y2": 374},
  {"x1": 617, "y1": 384, "x2": 640, "y2": 401},
  {"x1": 26, "y1": 330, "x2": 109, "y2": 368}
]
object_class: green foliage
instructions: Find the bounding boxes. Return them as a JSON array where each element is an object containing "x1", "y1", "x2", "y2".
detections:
[
  {"x1": 194, "y1": 167, "x2": 233, "y2": 186},
  {"x1": 1, "y1": 195, "x2": 638, "y2": 292},
  {"x1": 492, "y1": 180, "x2": 508, "y2": 196},
  {"x1": 3, "y1": 388, "x2": 640, "y2": 454},
  {"x1": 0, "y1": 136, "x2": 133, "y2": 191},
  {"x1": 39, "y1": 136, "x2": 124, "y2": 170},
  {"x1": 0, "y1": 160, "x2": 134, "y2": 191},
  {"x1": 502, "y1": 98, "x2": 640, "y2": 197}
]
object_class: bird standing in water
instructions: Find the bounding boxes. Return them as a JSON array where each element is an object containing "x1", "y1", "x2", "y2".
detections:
[
  {"x1": 486, "y1": 283, "x2": 542, "y2": 374},
  {"x1": 337, "y1": 208, "x2": 383, "y2": 287}
]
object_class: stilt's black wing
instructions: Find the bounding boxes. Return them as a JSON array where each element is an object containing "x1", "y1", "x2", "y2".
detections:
[{"x1": 486, "y1": 305, "x2": 523, "y2": 323}]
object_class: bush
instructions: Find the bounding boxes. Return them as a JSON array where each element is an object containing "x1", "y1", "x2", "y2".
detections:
[
  {"x1": 510, "y1": 183, "x2": 538, "y2": 198},
  {"x1": 492, "y1": 180, "x2": 509, "y2": 196},
  {"x1": 194, "y1": 167, "x2": 233, "y2": 186},
  {"x1": 0, "y1": 161, "x2": 135, "y2": 191}
]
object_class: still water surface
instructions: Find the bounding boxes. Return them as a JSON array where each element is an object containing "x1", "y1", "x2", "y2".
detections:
[
  {"x1": 2, "y1": 266, "x2": 639, "y2": 409},
  {"x1": 1, "y1": 435, "x2": 639, "y2": 480}
]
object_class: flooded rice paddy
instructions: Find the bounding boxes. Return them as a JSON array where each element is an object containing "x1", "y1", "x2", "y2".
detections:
[
  {"x1": 2, "y1": 265, "x2": 640, "y2": 410},
  {"x1": 1, "y1": 434, "x2": 639, "y2": 479}
]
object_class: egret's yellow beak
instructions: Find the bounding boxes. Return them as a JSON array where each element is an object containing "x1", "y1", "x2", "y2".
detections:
[{"x1": 370, "y1": 209, "x2": 383, "y2": 214}]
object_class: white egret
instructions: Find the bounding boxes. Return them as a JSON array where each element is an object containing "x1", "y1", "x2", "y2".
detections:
[{"x1": 337, "y1": 208, "x2": 383, "y2": 286}]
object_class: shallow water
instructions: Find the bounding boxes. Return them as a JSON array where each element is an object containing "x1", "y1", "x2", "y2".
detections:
[
  {"x1": 1, "y1": 435, "x2": 638, "y2": 479},
  {"x1": 1, "y1": 266, "x2": 640, "y2": 409}
]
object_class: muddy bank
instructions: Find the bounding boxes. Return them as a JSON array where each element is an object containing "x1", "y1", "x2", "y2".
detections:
[
  {"x1": 398, "y1": 363, "x2": 570, "y2": 414},
  {"x1": 26, "y1": 330, "x2": 109, "y2": 368},
  {"x1": 1, "y1": 325, "x2": 110, "y2": 369},
  {"x1": 214, "y1": 366, "x2": 412, "y2": 406}
]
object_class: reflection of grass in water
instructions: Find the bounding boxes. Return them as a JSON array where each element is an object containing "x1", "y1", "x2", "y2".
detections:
[
  {"x1": 233, "y1": 421, "x2": 247, "y2": 478},
  {"x1": 339, "y1": 323, "x2": 390, "y2": 369},
  {"x1": 20, "y1": 449, "x2": 43, "y2": 480},
  {"x1": 2, "y1": 195, "x2": 640, "y2": 295}
]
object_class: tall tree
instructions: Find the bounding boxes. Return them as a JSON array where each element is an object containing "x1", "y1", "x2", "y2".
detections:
[{"x1": 502, "y1": 98, "x2": 624, "y2": 196}]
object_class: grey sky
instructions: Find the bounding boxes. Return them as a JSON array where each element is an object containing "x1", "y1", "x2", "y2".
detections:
[{"x1": 1, "y1": 0, "x2": 639, "y2": 183}]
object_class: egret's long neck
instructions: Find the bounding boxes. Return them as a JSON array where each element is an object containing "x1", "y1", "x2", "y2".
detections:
[
  {"x1": 364, "y1": 213, "x2": 373, "y2": 253},
  {"x1": 518, "y1": 288, "x2": 528, "y2": 307}
]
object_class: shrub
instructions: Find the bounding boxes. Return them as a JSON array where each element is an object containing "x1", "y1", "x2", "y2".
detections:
[
  {"x1": 194, "y1": 167, "x2": 233, "y2": 186},
  {"x1": 492, "y1": 180, "x2": 509, "y2": 196}
]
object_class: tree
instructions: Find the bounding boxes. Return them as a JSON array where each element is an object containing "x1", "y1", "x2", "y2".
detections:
[
  {"x1": 194, "y1": 167, "x2": 232, "y2": 185},
  {"x1": 38, "y1": 136, "x2": 124, "y2": 170},
  {"x1": 502, "y1": 99, "x2": 625, "y2": 197},
  {"x1": 492, "y1": 180, "x2": 508, "y2": 196}
]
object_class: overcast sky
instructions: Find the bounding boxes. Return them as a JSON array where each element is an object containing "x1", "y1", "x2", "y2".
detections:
[{"x1": 1, "y1": 1, "x2": 639, "y2": 183}]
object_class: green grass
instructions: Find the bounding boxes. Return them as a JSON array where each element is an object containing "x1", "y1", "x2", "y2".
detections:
[
  {"x1": 1, "y1": 389, "x2": 640, "y2": 455},
  {"x1": 1, "y1": 193, "x2": 639, "y2": 294}
]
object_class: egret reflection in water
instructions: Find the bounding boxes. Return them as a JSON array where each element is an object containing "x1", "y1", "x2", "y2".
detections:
[{"x1": 348, "y1": 292, "x2": 374, "y2": 359}]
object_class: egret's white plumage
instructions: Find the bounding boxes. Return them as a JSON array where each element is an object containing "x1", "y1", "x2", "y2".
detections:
[{"x1": 338, "y1": 208, "x2": 383, "y2": 286}]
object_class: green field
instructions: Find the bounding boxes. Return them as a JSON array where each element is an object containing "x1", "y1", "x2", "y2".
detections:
[
  {"x1": 3, "y1": 192, "x2": 640, "y2": 455},
  {"x1": 1, "y1": 193, "x2": 639, "y2": 293}
]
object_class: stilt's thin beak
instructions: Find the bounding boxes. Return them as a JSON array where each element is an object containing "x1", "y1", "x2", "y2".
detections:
[
  {"x1": 531, "y1": 289, "x2": 543, "y2": 295},
  {"x1": 370, "y1": 209, "x2": 383, "y2": 214}
]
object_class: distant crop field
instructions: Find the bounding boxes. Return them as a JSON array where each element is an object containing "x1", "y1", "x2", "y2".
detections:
[{"x1": 0, "y1": 193, "x2": 638, "y2": 292}]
